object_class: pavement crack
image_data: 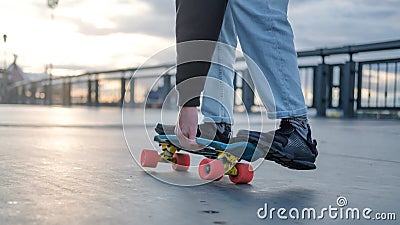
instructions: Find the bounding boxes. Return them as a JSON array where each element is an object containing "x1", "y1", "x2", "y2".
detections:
[{"x1": 200, "y1": 210, "x2": 220, "y2": 214}]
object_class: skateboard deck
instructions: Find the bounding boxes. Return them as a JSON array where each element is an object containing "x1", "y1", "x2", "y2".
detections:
[
  {"x1": 154, "y1": 135, "x2": 265, "y2": 160},
  {"x1": 140, "y1": 135, "x2": 266, "y2": 184}
]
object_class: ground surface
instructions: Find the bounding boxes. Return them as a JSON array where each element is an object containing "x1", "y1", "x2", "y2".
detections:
[{"x1": 0, "y1": 105, "x2": 399, "y2": 225}]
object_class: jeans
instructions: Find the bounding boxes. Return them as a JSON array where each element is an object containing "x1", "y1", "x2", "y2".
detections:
[{"x1": 201, "y1": 0, "x2": 307, "y2": 123}]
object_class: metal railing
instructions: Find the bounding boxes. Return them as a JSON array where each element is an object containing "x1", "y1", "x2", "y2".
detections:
[
  {"x1": 298, "y1": 40, "x2": 400, "y2": 117},
  {"x1": 2, "y1": 39, "x2": 400, "y2": 117},
  {"x1": 357, "y1": 58, "x2": 400, "y2": 110}
]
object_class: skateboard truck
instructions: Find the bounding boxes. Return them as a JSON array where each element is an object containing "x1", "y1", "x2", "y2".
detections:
[{"x1": 140, "y1": 135, "x2": 255, "y2": 184}]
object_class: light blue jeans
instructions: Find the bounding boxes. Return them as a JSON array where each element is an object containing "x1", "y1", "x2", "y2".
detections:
[{"x1": 201, "y1": 0, "x2": 307, "y2": 124}]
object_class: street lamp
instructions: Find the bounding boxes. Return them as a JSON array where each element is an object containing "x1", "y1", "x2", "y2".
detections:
[
  {"x1": 47, "y1": 0, "x2": 58, "y2": 9},
  {"x1": 47, "y1": 0, "x2": 59, "y2": 19},
  {"x1": 46, "y1": 0, "x2": 58, "y2": 105},
  {"x1": 45, "y1": 63, "x2": 53, "y2": 105},
  {"x1": 2, "y1": 34, "x2": 6, "y2": 69}
]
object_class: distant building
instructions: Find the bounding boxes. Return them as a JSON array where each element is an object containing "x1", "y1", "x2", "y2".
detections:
[
  {"x1": 7, "y1": 60, "x2": 25, "y2": 83},
  {"x1": 0, "y1": 55, "x2": 49, "y2": 103},
  {"x1": 3, "y1": 55, "x2": 49, "y2": 85}
]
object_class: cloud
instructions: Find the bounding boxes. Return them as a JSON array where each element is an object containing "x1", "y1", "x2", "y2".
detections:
[
  {"x1": 2, "y1": 0, "x2": 400, "y2": 74},
  {"x1": 113, "y1": 14, "x2": 174, "y2": 38},
  {"x1": 60, "y1": 0, "x2": 400, "y2": 48},
  {"x1": 288, "y1": 0, "x2": 400, "y2": 49},
  {"x1": 63, "y1": 0, "x2": 175, "y2": 38}
]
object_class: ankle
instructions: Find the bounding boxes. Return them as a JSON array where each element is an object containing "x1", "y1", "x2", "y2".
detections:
[
  {"x1": 282, "y1": 115, "x2": 307, "y2": 122},
  {"x1": 282, "y1": 115, "x2": 308, "y2": 130}
]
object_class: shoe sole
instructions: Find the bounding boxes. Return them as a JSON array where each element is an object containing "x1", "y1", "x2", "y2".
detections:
[{"x1": 266, "y1": 144, "x2": 316, "y2": 170}]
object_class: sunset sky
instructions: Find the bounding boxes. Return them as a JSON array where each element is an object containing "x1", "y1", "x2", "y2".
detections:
[{"x1": 0, "y1": 0, "x2": 399, "y2": 75}]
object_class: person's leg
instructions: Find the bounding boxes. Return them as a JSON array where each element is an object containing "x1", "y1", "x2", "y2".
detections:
[
  {"x1": 229, "y1": 0, "x2": 307, "y2": 119},
  {"x1": 201, "y1": 2, "x2": 238, "y2": 125},
  {"x1": 157, "y1": 0, "x2": 233, "y2": 143},
  {"x1": 175, "y1": 0, "x2": 228, "y2": 106},
  {"x1": 229, "y1": 0, "x2": 318, "y2": 170}
]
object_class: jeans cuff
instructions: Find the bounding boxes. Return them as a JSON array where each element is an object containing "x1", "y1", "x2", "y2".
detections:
[{"x1": 267, "y1": 107, "x2": 308, "y2": 119}]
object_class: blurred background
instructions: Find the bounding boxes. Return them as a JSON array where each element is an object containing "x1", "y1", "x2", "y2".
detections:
[{"x1": 0, "y1": 0, "x2": 399, "y2": 118}]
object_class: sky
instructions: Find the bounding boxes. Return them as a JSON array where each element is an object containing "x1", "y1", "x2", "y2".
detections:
[{"x1": 0, "y1": 0, "x2": 399, "y2": 75}]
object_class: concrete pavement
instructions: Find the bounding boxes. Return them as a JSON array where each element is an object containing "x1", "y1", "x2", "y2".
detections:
[{"x1": 0, "y1": 105, "x2": 399, "y2": 224}]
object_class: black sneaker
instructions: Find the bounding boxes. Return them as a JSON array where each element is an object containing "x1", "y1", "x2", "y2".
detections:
[
  {"x1": 154, "y1": 122, "x2": 232, "y2": 144},
  {"x1": 266, "y1": 119, "x2": 318, "y2": 170},
  {"x1": 235, "y1": 119, "x2": 318, "y2": 170}
]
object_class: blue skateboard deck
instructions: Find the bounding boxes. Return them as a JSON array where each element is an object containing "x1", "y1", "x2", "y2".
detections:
[{"x1": 154, "y1": 135, "x2": 265, "y2": 162}]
